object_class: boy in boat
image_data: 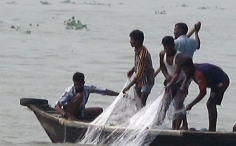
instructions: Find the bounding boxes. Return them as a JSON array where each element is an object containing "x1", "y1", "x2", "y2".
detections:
[
  {"x1": 122, "y1": 30, "x2": 155, "y2": 106},
  {"x1": 180, "y1": 57, "x2": 229, "y2": 131},
  {"x1": 55, "y1": 72, "x2": 119, "y2": 121},
  {"x1": 157, "y1": 36, "x2": 187, "y2": 130}
]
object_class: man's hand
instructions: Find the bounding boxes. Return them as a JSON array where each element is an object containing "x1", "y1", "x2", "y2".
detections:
[
  {"x1": 122, "y1": 86, "x2": 130, "y2": 93},
  {"x1": 127, "y1": 70, "x2": 133, "y2": 78},
  {"x1": 185, "y1": 104, "x2": 193, "y2": 111},
  {"x1": 166, "y1": 75, "x2": 172, "y2": 83},
  {"x1": 62, "y1": 112, "x2": 70, "y2": 119},
  {"x1": 195, "y1": 22, "x2": 201, "y2": 33},
  {"x1": 165, "y1": 85, "x2": 171, "y2": 93}
]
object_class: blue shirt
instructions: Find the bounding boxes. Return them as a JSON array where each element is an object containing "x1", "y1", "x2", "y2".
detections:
[
  {"x1": 174, "y1": 35, "x2": 198, "y2": 58},
  {"x1": 56, "y1": 84, "x2": 106, "y2": 115},
  {"x1": 194, "y1": 63, "x2": 229, "y2": 88}
]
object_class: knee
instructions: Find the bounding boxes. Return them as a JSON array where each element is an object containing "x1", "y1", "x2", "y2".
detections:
[
  {"x1": 206, "y1": 101, "x2": 216, "y2": 109},
  {"x1": 74, "y1": 93, "x2": 83, "y2": 98},
  {"x1": 71, "y1": 93, "x2": 83, "y2": 102}
]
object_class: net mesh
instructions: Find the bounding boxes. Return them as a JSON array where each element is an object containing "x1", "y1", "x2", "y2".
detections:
[{"x1": 78, "y1": 80, "x2": 184, "y2": 145}]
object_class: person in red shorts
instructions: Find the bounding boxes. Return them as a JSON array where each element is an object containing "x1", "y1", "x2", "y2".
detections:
[{"x1": 180, "y1": 57, "x2": 230, "y2": 131}]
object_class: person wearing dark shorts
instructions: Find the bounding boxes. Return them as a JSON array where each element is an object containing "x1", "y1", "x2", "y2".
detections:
[{"x1": 179, "y1": 57, "x2": 230, "y2": 131}]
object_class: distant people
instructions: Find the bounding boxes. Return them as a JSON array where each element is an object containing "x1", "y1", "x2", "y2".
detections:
[
  {"x1": 157, "y1": 36, "x2": 187, "y2": 130},
  {"x1": 122, "y1": 30, "x2": 155, "y2": 106},
  {"x1": 75, "y1": 20, "x2": 88, "y2": 30},
  {"x1": 180, "y1": 57, "x2": 229, "y2": 131},
  {"x1": 55, "y1": 72, "x2": 119, "y2": 121},
  {"x1": 65, "y1": 17, "x2": 88, "y2": 30}
]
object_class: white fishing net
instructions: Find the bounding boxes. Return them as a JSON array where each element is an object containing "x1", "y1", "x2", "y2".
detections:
[
  {"x1": 101, "y1": 91, "x2": 166, "y2": 146},
  {"x1": 78, "y1": 80, "x2": 185, "y2": 146},
  {"x1": 78, "y1": 80, "x2": 143, "y2": 144}
]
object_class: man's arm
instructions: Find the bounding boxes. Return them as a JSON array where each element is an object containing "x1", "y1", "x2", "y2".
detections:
[
  {"x1": 54, "y1": 86, "x2": 74, "y2": 118},
  {"x1": 186, "y1": 74, "x2": 207, "y2": 110},
  {"x1": 154, "y1": 66, "x2": 161, "y2": 77},
  {"x1": 104, "y1": 89, "x2": 119, "y2": 96},
  {"x1": 124, "y1": 49, "x2": 147, "y2": 91},
  {"x1": 55, "y1": 104, "x2": 69, "y2": 118},
  {"x1": 127, "y1": 67, "x2": 135, "y2": 78},
  {"x1": 159, "y1": 51, "x2": 171, "y2": 81},
  {"x1": 194, "y1": 23, "x2": 201, "y2": 49},
  {"x1": 186, "y1": 22, "x2": 201, "y2": 49},
  {"x1": 165, "y1": 53, "x2": 183, "y2": 90}
]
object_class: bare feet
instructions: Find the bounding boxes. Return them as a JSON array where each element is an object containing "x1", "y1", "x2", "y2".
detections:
[{"x1": 180, "y1": 126, "x2": 188, "y2": 130}]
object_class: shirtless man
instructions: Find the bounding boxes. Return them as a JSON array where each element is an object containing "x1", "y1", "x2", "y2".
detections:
[{"x1": 158, "y1": 36, "x2": 187, "y2": 130}]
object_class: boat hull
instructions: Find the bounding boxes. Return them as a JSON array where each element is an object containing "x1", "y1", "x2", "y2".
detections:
[{"x1": 22, "y1": 99, "x2": 236, "y2": 146}]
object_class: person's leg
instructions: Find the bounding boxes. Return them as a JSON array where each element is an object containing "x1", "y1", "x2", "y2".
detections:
[
  {"x1": 140, "y1": 84, "x2": 154, "y2": 106},
  {"x1": 172, "y1": 80, "x2": 187, "y2": 130},
  {"x1": 181, "y1": 114, "x2": 188, "y2": 130},
  {"x1": 134, "y1": 86, "x2": 141, "y2": 98},
  {"x1": 65, "y1": 93, "x2": 83, "y2": 119},
  {"x1": 83, "y1": 107, "x2": 103, "y2": 121},
  {"x1": 173, "y1": 91, "x2": 185, "y2": 130},
  {"x1": 206, "y1": 100, "x2": 217, "y2": 132},
  {"x1": 140, "y1": 92, "x2": 149, "y2": 106},
  {"x1": 181, "y1": 79, "x2": 191, "y2": 130},
  {"x1": 156, "y1": 92, "x2": 172, "y2": 125},
  {"x1": 207, "y1": 80, "x2": 229, "y2": 131}
]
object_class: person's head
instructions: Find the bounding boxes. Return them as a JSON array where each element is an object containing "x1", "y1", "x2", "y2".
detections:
[
  {"x1": 162, "y1": 36, "x2": 176, "y2": 55},
  {"x1": 179, "y1": 57, "x2": 194, "y2": 76},
  {"x1": 129, "y1": 30, "x2": 144, "y2": 47},
  {"x1": 174, "y1": 22, "x2": 188, "y2": 39},
  {"x1": 72, "y1": 72, "x2": 85, "y2": 93}
]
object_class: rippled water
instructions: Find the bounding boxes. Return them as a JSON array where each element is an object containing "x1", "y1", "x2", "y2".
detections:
[{"x1": 1, "y1": 0, "x2": 236, "y2": 145}]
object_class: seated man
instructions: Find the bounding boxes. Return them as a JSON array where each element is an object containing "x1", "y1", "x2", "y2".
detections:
[
  {"x1": 55, "y1": 72, "x2": 119, "y2": 121},
  {"x1": 180, "y1": 57, "x2": 230, "y2": 131}
]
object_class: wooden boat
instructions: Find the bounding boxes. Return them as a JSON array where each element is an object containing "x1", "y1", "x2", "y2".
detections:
[{"x1": 20, "y1": 98, "x2": 236, "y2": 146}]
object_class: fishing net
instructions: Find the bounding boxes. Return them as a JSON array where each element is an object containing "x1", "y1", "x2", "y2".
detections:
[
  {"x1": 78, "y1": 80, "x2": 186, "y2": 146},
  {"x1": 78, "y1": 80, "x2": 143, "y2": 144}
]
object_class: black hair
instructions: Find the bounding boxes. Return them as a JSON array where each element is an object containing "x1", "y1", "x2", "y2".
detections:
[
  {"x1": 72, "y1": 72, "x2": 85, "y2": 82},
  {"x1": 179, "y1": 56, "x2": 194, "y2": 67},
  {"x1": 129, "y1": 30, "x2": 144, "y2": 44},
  {"x1": 161, "y1": 36, "x2": 175, "y2": 46},
  {"x1": 175, "y1": 22, "x2": 188, "y2": 35}
]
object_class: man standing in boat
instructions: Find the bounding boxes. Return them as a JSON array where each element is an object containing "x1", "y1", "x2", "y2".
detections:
[
  {"x1": 179, "y1": 57, "x2": 229, "y2": 132},
  {"x1": 122, "y1": 30, "x2": 155, "y2": 106},
  {"x1": 173, "y1": 22, "x2": 201, "y2": 130},
  {"x1": 55, "y1": 72, "x2": 119, "y2": 121},
  {"x1": 157, "y1": 36, "x2": 187, "y2": 130}
]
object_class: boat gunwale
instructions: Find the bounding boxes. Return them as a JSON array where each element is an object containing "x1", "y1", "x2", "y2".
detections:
[{"x1": 27, "y1": 104, "x2": 236, "y2": 138}]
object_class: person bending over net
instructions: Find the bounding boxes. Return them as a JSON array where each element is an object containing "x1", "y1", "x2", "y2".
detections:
[{"x1": 180, "y1": 57, "x2": 229, "y2": 132}]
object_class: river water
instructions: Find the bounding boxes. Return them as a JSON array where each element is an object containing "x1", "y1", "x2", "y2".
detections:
[{"x1": 1, "y1": 0, "x2": 236, "y2": 145}]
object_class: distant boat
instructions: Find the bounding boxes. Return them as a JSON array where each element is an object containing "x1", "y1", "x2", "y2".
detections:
[{"x1": 20, "y1": 98, "x2": 236, "y2": 146}]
